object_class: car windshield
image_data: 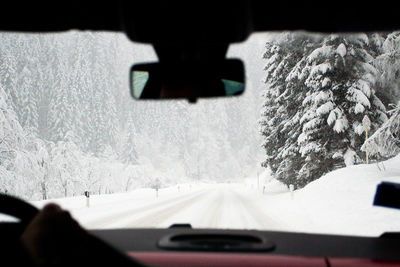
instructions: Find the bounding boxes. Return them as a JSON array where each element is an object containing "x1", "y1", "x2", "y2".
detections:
[{"x1": 1, "y1": 31, "x2": 400, "y2": 237}]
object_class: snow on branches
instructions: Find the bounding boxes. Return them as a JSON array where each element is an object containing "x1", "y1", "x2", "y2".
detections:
[
  {"x1": 362, "y1": 104, "x2": 400, "y2": 158},
  {"x1": 261, "y1": 33, "x2": 391, "y2": 188}
]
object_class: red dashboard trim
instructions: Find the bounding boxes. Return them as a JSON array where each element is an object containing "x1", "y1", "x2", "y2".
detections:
[
  {"x1": 128, "y1": 252, "x2": 400, "y2": 267},
  {"x1": 329, "y1": 258, "x2": 400, "y2": 267},
  {"x1": 128, "y1": 252, "x2": 326, "y2": 267}
]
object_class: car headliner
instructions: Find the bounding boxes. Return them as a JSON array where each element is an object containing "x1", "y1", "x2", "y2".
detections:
[{"x1": 0, "y1": 1, "x2": 398, "y2": 42}]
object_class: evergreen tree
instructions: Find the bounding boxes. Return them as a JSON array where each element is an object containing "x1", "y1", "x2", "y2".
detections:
[
  {"x1": 18, "y1": 61, "x2": 39, "y2": 134},
  {"x1": 12, "y1": 36, "x2": 42, "y2": 136},
  {"x1": 47, "y1": 71, "x2": 73, "y2": 142},
  {"x1": 0, "y1": 85, "x2": 26, "y2": 193},
  {"x1": 362, "y1": 103, "x2": 400, "y2": 158},
  {"x1": 120, "y1": 110, "x2": 139, "y2": 165},
  {"x1": 261, "y1": 33, "x2": 388, "y2": 188},
  {"x1": 374, "y1": 32, "x2": 400, "y2": 105},
  {"x1": 296, "y1": 35, "x2": 387, "y2": 186},
  {"x1": 260, "y1": 33, "x2": 319, "y2": 187}
]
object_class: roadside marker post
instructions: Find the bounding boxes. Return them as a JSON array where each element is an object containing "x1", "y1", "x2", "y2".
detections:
[
  {"x1": 154, "y1": 178, "x2": 160, "y2": 198},
  {"x1": 84, "y1": 191, "x2": 90, "y2": 207}
]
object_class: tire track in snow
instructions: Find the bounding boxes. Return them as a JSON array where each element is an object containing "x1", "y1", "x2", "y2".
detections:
[
  {"x1": 84, "y1": 185, "x2": 288, "y2": 230},
  {"x1": 86, "y1": 188, "x2": 210, "y2": 228},
  {"x1": 190, "y1": 186, "x2": 285, "y2": 230},
  {"x1": 122, "y1": 189, "x2": 213, "y2": 228},
  {"x1": 198, "y1": 187, "x2": 225, "y2": 228},
  {"x1": 230, "y1": 188, "x2": 289, "y2": 230}
]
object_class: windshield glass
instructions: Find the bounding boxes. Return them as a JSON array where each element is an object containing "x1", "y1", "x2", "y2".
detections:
[{"x1": 1, "y1": 31, "x2": 400, "y2": 237}]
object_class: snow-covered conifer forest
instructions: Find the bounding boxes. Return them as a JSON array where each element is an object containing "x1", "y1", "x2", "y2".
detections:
[
  {"x1": 261, "y1": 32, "x2": 400, "y2": 188},
  {"x1": 0, "y1": 32, "x2": 264, "y2": 200},
  {"x1": 1, "y1": 31, "x2": 400, "y2": 201}
]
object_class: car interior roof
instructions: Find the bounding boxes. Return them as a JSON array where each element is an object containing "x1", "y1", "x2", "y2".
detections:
[{"x1": 0, "y1": 1, "x2": 399, "y2": 40}]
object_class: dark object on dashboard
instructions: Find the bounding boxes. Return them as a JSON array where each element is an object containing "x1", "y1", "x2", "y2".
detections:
[
  {"x1": 169, "y1": 224, "x2": 192, "y2": 229},
  {"x1": 130, "y1": 59, "x2": 244, "y2": 101},
  {"x1": 380, "y1": 232, "x2": 400, "y2": 239},
  {"x1": 95, "y1": 228, "x2": 400, "y2": 261},
  {"x1": 373, "y1": 181, "x2": 400, "y2": 209},
  {"x1": 157, "y1": 233, "x2": 275, "y2": 252}
]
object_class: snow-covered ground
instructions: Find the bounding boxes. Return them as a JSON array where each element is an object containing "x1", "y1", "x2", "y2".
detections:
[
  {"x1": 2, "y1": 156, "x2": 400, "y2": 237},
  {"x1": 26, "y1": 182, "x2": 283, "y2": 230},
  {"x1": 255, "y1": 155, "x2": 400, "y2": 237}
]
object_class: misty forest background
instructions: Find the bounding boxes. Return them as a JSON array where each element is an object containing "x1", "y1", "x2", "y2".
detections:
[{"x1": 1, "y1": 31, "x2": 400, "y2": 200}]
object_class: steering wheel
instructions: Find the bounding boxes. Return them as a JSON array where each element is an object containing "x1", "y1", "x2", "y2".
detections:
[
  {"x1": 0, "y1": 193, "x2": 38, "y2": 228},
  {"x1": 0, "y1": 193, "x2": 146, "y2": 265}
]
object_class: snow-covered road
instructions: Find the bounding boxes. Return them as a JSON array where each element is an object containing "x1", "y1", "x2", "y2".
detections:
[
  {"x1": 4, "y1": 161, "x2": 400, "y2": 237},
  {"x1": 131, "y1": 185, "x2": 283, "y2": 230},
  {"x1": 39, "y1": 184, "x2": 284, "y2": 230}
]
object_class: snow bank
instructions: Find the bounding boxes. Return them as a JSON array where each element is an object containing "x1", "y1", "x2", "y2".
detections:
[
  {"x1": 263, "y1": 179, "x2": 288, "y2": 194},
  {"x1": 257, "y1": 155, "x2": 400, "y2": 236}
]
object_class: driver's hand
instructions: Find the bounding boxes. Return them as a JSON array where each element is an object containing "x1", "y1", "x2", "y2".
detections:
[
  {"x1": 21, "y1": 204, "x2": 88, "y2": 264},
  {"x1": 21, "y1": 204, "x2": 142, "y2": 266}
]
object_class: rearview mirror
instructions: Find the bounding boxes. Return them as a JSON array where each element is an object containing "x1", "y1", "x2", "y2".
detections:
[{"x1": 130, "y1": 59, "x2": 245, "y2": 101}]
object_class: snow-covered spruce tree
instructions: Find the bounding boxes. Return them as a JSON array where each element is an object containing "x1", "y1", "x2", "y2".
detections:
[
  {"x1": 362, "y1": 104, "x2": 400, "y2": 159},
  {"x1": 296, "y1": 34, "x2": 387, "y2": 187},
  {"x1": 260, "y1": 33, "x2": 320, "y2": 187},
  {"x1": 361, "y1": 33, "x2": 400, "y2": 160},
  {"x1": 23, "y1": 135, "x2": 51, "y2": 200},
  {"x1": 120, "y1": 110, "x2": 139, "y2": 165},
  {"x1": 47, "y1": 78, "x2": 74, "y2": 142},
  {"x1": 94, "y1": 35, "x2": 119, "y2": 152},
  {"x1": 0, "y1": 35, "x2": 18, "y2": 108},
  {"x1": 0, "y1": 85, "x2": 26, "y2": 194},
  {"x1": 15, "y1": 54, "x2": 40, "y2": 135},
  {"x1": 373, "y1": 32, "x2": 400, "y2": 105},
  {"x1": 89, "y1": 88, "x2": 108, "y2": 155},
  {"x1": 48, "y1": 131, "x2": 82, "y2": 198},
  {"x1": 261, "y1": 36, "x2": 298, "y2": 179}
]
